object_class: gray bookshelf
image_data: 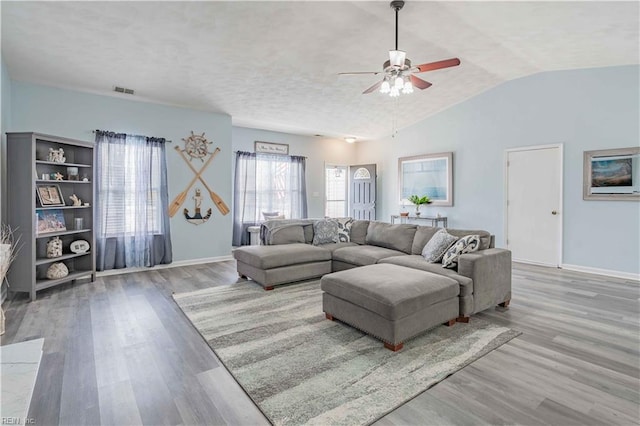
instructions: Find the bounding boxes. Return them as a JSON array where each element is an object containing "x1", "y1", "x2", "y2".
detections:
[{"x1": 6, "y1": 132, "x2": 96, "y2": 301}]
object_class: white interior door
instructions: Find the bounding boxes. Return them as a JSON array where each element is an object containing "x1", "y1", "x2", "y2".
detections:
[
  {"x1": 506, "y1": 146, "x2": 562, "y2": 266},
  {"x1": 348, "y1": 164, "x2": 376, "y2": 220}
]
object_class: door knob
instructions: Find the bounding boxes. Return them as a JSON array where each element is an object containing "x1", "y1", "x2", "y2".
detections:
[{"x1": 551, "y1": 210, "x2": 558, "y2": 215}]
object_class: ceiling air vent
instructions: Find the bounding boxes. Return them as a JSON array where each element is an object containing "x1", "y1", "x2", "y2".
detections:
[{"x1": 113, "y1": 86, "x2": 135, "y2": 95}]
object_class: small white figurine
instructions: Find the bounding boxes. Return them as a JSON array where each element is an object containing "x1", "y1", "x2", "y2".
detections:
[
  {"x1": 48, "y1": 148, "x2": 66, "y2": 163},
  {"x1": 46, "y1": 236, "x2": 63, "y2": 258},
  {"x1": 69, "y1": 194, "x2": 82, "y2": 206}
]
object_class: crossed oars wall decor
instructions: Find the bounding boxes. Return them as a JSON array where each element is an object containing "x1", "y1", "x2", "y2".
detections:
[{"x1": 168, "y1": 131, "x2": 230, "y2": 219}]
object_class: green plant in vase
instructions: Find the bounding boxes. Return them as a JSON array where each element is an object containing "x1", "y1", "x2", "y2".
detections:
[{"x1": 408, "y1": 195, "x2": 432, "y2": 216}]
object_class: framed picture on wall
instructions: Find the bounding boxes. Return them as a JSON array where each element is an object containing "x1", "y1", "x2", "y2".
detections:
[
  {"x1": 398, "y1": 152, "x2": 454, "y2": 206},
  {"x1": 255, "y1": 141, "x2": 289, "y2": 155},
  {"x1": 583, "y1": 147, "x2": 640, "y2": 201}
]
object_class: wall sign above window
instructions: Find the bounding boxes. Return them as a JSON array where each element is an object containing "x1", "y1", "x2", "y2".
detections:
[{"x1": 255, "y1": 141, "x2": 289, "y2": 155}]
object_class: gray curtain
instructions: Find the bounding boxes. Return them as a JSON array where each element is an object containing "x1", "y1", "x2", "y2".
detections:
[
  {"x1": 232, "y1": 151, "x2": 307, "y2": 246},
  {"x1": 95, "y1": 130, "x2": 172, "y2": 270}
]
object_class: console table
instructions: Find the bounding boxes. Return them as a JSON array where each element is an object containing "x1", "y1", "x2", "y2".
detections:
[{"x1": 391, "y1": 215, "x2": 448, "y2": 228}]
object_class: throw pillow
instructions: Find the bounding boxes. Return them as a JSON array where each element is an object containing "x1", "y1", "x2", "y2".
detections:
[
  {"x1": 442, "y1": 235, "x2": 481, "y2": 269},
  {"x1": 312, "y1": 219, "x2": 339, "y2": 245},
  {"x1": 262, "y1": 211, "x2": 281, "y2": 220},
  {"x1": 334, "y1": 217, "x2": 354, "y2": 242},
  {"x1": 421, "y1": 229, "x2": 458, "y2": 263}
]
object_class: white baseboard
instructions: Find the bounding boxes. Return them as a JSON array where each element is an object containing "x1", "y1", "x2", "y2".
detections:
[
  {"x1": 96, "y1": 255, "x2": 234, "y2": 278},
  {"x1": 561, "y1": 263, "x2": 639, "y2": 282}
]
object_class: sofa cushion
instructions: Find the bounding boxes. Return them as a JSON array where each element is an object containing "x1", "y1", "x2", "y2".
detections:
[
  {"x1": 411, "y1": 226, "x2": 441, "y2": 255},
  {"x1": 334, "y1": 217, "x2": 354, "y2": 242},
  {"x1": 365, "y1": 222, "x2": 417, "y2": 254},
  {"x1": 442, "y1": 235, "x2": 481, "y2": 269},
  {"x1": 350, "y1": 220, "x2": 369, "y2": 245},
  {"x1": 332, "y1": 245, "x2": 406, "y2": 266},
  {"x1": 446, "y1": 229, "x2": 492, "y2": 250},
  {"x1": 321, "y1": 264, "x2": 459, "y2": 321},
  {"x1": 379, "y1": 255, "x2": 473, "y2": 296},
  {"x1": 317, "y1": 242, "x2": 358, "y2": 253},
  {"x1": 422, "y1": 229, "x2": 458, "y2": 262},
  {"x1": 233, "y1": 243, "x2": 331, "y2": 269},
  {"x1": 270, "y1": 225, "x2": 306, "y2": 245},
  {"x1": 313, "y1": 219, "x2": 339, "y2": 245}
]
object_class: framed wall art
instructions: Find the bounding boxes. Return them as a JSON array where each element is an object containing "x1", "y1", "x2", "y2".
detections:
[
  {"x1": 255, "y1": 141, "x2": 289, "y2": 155},
  {"x1": 398, "y1": 152, "x2": 453, "y2": 206},
  {"x1": 36, "y1": 184, "x2": 65, "y2": 207},
  {"x1": 583, "y1": 147, "x2": 640, "y2": 201}
]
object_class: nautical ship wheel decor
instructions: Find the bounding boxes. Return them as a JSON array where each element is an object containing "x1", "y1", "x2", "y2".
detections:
[
  {"x1": 182, "y1": 131, "x2": 213, "y2": 161},
  {"x1": 168, "y1": 130, "x2": 231, "y2": 222}
]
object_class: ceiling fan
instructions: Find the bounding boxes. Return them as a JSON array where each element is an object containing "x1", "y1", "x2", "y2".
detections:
[{"x1": 339, "y1": 0, "x2": 461, "y2": 97}]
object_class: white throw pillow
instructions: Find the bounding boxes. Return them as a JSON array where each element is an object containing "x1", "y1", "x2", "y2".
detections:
[
  {"x1": 334, "y1": 217, "x2": 354, "y2": 242},
  {"x1": 421, "y1": 229, "x2": 458, "y2": 263},
  {"x1": 442, "y1": 235, "x2": 481, "y2": 269}
]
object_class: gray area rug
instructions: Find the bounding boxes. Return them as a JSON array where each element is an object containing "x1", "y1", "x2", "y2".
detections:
[{"x1": 173, "y1": 280, "x2": 520, "y2": 425}]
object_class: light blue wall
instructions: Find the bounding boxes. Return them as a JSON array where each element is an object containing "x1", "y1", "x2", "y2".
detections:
[
  {"x1": 10, "y1": 81, "x2": 233, "y2": 262},
  {"x1": 357, "y1": 65, "x2": 640, "y2": 275},
  {"x1": 232, "y1": 127, "x2": 357, "y2": 218}
]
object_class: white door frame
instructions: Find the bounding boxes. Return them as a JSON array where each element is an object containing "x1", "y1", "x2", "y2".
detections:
[{"x1": 504, "y1": 143, "x2": 564, "y2": 267}]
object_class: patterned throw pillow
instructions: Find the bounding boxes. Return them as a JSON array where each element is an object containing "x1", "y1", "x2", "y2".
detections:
[
  {"x1": 312, "y1": 219, "x2": 339, "y2": 245},
  {"x1": 334, "y1": 217, "x2": 354, "y2": 242},
  {"x1": 421, "y1": 229, "x2": 458, "y2": 263},
  {"x1": 442, "y1": 235, "x2": 481, "y2": 269}
]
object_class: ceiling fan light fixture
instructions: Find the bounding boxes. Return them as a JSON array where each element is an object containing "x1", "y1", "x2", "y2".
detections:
[
  {"x1": 380, "y1": 80, "x2": 391, "y2": 94},
  {"x1": 394, "y1": 76, "x2": 404, "y2": 89},
  {"x1": 389, "y1": 50, "x2": 406, "y2": 67},
  {"x1": 402, "y1": 79, "x2": 413, "y2": 94},
  {"x1": 390, "y1": 86, "x2": 400, "y2": 97}
]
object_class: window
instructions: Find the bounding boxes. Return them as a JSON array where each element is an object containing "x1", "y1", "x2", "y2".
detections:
[
  {"x1": 325, "y1": 165, "x2": 347, "y2": 217},
  {"x1": 232, "y1": 151, "x2": 307, "y2": 245},
  {"x1": 94, "y1": 131, "x2": 172, "y2": 270},
  {"x1": 97, "y1": 137, "x2": 163, "y2": 235}
]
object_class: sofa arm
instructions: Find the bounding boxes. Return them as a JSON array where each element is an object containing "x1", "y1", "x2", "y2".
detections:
[{"x1": 457, "y1": 248, "x2": 512, "y2": 315}]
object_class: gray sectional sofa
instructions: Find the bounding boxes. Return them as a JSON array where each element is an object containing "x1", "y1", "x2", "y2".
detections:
[{"x1": 233, "y1": 218, "x2": 511, "y2": 350}]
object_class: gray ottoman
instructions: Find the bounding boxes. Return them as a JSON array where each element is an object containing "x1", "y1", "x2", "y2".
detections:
[
  {"x1": 234, "y1": 243, "x2": 332, "y2": 290},
  {"x1": 321, "y1": 263, "x2": 460, "y2": 351}
]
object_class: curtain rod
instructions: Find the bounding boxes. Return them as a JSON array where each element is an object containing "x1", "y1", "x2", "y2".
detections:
[
  {"x1": 233, "y1": 150, "x2": 307, "y2": 158},
  {"x1": 92, "y1": 129, "x2": 172, "y2": 143}
]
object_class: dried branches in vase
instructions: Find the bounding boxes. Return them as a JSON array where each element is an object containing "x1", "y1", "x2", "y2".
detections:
[{"x1": 0, "y1": 225, "x2": 20, "y2": 335}]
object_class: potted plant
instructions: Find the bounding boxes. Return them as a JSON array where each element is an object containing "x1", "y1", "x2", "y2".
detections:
[
  {"x1": 408, "y1": 195, "x2": 432, "y2": 216},
  {"x1": 0, "y1": 225, "x2": 19, "y2": 336}
]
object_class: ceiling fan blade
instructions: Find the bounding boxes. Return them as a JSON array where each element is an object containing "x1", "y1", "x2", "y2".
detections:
[
  {"x1": 415, "y1": 58, "x2": 461, "y2": 73},
  {"x1": 339, "y1": 71, "x2": 383, "y2": 76},
  {"x1": 410, "y1": 75, "x2": 432, "y2": 90},
  {"x1": 363, "y1": 80, "x2": 383, "y2": 94}
]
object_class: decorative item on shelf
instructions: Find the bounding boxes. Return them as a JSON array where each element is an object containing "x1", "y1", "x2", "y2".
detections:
[
  {"x1": 73, "y1": 217, "x2": 84, "y2": 230},
  {"x1": 69, "y1": 194, "x2": 82, "y2": 206},
  {"x1": 408, "y1": 194, "x2": 432, "y2": 217},
  {"x1": 54, "y1": 172, "x2": 64, "y2": 181},
  {"x1": 48, "y1": 148, "x2": 66, "y2": 163},
  {"x1": 82, "y1": 175, "x2": 89, "y2": 182},
  {"x1": 400, "y1": 212, "x2": 409, "y2": 217},
  {"x1": 399, "y1": 202, "x2": 409, "y2": 216},
  {"x1": 46, "y1": 236, "x2": 63, "y2": 258},
  {"x1": 184, "y1": 188, "x2": 212, "y2": 225},
  {"x1": 36, "y1": 184, "x2": 65, "y2": 206},
  {"x1": 46, "y1": 262, "x2": 69, "y2": 280},
  {"x1": 41, "y1": 173, "x2": 49, "y2": 181},
  {"x1": 36, "y1": 209, "x2": 66, "y2": 234},
  {"x1": 66, "y1": 167, "x2": 79, "y2": 181},
  {"x1": 69, "y1": 240, "x2": 90, "y2": 254},
  {"x1": 83, "y1": 202, "x2": 90, "y2": 207}
]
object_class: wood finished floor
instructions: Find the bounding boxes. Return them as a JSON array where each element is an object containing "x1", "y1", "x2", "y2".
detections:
[{"x1": 1, "y1": 261, "x2": 638, "y2": 425}]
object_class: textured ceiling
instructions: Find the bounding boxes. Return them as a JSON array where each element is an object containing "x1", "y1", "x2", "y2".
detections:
[{"x1": 1, "y1": 1, "x2": 638, "y2": 140}]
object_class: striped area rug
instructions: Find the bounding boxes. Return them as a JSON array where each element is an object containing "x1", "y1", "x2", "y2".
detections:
[{"x1": 173, "y1": 280, "x2": 520, "y2": 426}]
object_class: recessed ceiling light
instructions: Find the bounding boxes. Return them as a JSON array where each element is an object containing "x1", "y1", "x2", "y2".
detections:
[{"x1": 345, "y1": 137, "x2": 356, "y2": 144}]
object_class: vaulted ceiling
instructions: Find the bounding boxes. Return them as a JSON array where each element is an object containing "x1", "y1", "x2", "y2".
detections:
[{"x1": 2, "y1": 1, "x2": 638, "y2": 140}]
